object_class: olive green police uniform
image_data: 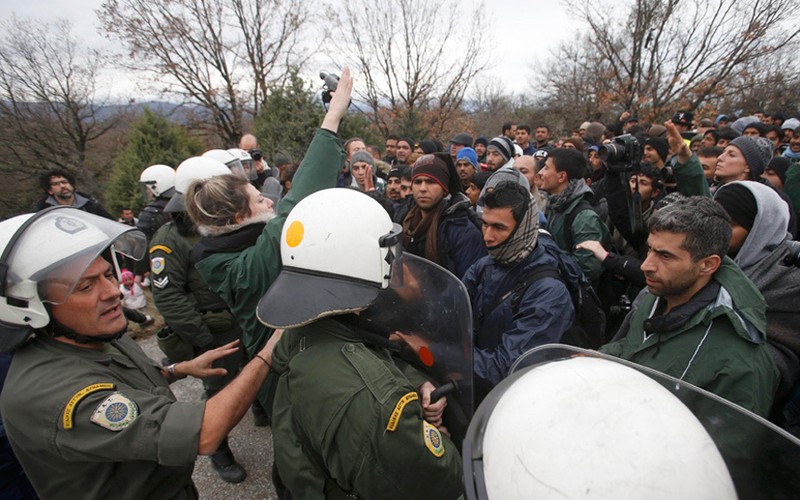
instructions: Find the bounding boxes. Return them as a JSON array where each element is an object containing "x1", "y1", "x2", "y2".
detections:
[
  {"x1": 150, "y1": 221, "x2": 243, "y2": 395},
  {"x1": 0, "y1": 335, "x2": 203, "y2": 499},
  {"x1": 271, "y1": 318, "x2": 464, "y2": 500}
]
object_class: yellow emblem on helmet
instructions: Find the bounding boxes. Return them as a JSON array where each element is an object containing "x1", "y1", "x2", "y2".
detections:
[{"x1": 285, "y1": 220, "x2": 304, "y2": 248}]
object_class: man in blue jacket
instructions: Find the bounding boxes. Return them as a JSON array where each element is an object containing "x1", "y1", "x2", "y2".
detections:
[{"x1": 462, "y1": 182, "x2": 574, "y2": 402}]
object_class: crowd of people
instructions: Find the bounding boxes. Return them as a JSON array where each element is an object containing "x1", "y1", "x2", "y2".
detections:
[{"x1": 1, "y1": 65, "x2": 799, "y2": 498}]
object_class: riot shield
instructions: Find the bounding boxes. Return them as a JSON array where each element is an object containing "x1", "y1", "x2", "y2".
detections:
[
  {"x1": 360, "y1": 253, "x2": 473, "y2": 443},
  {"x1": 464, "y1": 344, "x2": 800, "y2": 499}
]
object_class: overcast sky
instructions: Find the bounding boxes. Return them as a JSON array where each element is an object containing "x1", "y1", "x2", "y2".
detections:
[{"x1": 1, "y1": 0, "x2": 582, "y2": 100}]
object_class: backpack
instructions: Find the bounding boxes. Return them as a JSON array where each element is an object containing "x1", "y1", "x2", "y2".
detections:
[
  {"x1": 563, "y1": 198, "x2": 597, "y2": 251},
  {"x1": 478, "y1": 233, "x2": 608, "y2": 350}
]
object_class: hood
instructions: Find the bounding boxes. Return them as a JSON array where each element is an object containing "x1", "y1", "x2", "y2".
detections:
[
  {"x1": 709, "y1": 257, "x2": 767, "y2": 343},
  {"x1": 715, "y1": 181, "x2": 790, "y2": 273}
]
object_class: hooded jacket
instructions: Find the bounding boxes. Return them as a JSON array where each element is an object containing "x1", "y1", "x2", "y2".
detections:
[
  {"x1": 716, "y1": 181, "x2": 800, "y2": 403},
  {"x1": 601, "y1": 258, "x2": 779, "y2": 417}
]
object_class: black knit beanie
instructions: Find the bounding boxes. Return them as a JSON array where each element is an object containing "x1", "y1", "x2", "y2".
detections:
[{"x1": 714, "y1": 183, "x2": 757, "y2": 231}]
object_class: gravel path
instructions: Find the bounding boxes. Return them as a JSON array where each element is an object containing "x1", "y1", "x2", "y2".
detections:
[{"x1": 135, "y1": 331, "x2": 278, "y2": 499}]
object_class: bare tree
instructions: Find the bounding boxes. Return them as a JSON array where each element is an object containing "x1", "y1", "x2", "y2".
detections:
[
  {"x1": 97, "y1": 0, "x2": 313, "y2": 146},
  {"x1": 538, "y1": 0, "x2": 800, "y2": 121},
  {"x1": 0, "y1": 16, "x2": 123, "y2": 215},
  {"x1": 331, "y1": 0, "x2": 491, "y2": 139}
]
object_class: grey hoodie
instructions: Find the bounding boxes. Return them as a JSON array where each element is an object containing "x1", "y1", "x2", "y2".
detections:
[{"x1": 716, "y1": 180, "x2": 800, "y2": 401}]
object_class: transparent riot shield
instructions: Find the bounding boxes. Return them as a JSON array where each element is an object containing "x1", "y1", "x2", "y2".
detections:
[
  {"x1": 360, "y1": 253, "x2": 473, "y2": 443},
  {"x1": 464, "y1": 344, "x2": 800, "y2": 499}
]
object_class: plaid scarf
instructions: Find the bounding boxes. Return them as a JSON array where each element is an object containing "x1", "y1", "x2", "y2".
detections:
[{"x1": 487, "y1": 193, "x2": 540, "y2": 265}]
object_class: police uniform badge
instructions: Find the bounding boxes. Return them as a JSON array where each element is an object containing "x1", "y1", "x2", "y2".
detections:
[
  {"x1": 151, "y1": 257, "x2": 166, "y2": 275},
  {"x1": 422, "y1": 420, "x2": 445, "y2": 457},
  {"x1": 91, "y1": 392, "x2": 139, "y2": 431}
]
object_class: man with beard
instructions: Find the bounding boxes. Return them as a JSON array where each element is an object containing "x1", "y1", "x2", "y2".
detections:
[
  {"x1": 386, "y1": 165, "x2": 413, "y2": 223},
  {"x1": 600, "y1": 196, "x2": 778, "y2": 417},
  {"x1": 34, "y1": 168, "x2": 113, "y2": 219},
  {"x1": 402, "y1": 153, "x2": 486, "y2": 278}
]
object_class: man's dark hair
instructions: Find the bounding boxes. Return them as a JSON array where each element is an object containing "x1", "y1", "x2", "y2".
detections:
[
  {"x1": 535, "y1": 124, "x2": 551, "y2": 133},
  {"x1": 386, "y1": 134, "x2": 401, "y2": 141},
  {"x1": 637, "y1": 164, "x2": 662, "y2": 191},
  {"x1": 717, "y1": 128, "x2": 740, "y2": 143},
  {"x1": 469, "y1": 171, "x2": 492, "y2": 191},
  {"x1": 517, "y1": 124, "x2": 531, "y2": 134},
  {"x1": 763, "y1": 124, "x2": 784, "y2": 141},
  {"x1": 742, "y1": 123, "x2": 765, "y2": 136},
  {"x1": 483, "y1": 181, "x2": 531, "y2": 225},
  {"x1": 648, "y1": 196, "x2": 731, "y2": 261},
  {"x1": 39, "y1": 168, "x2": 76, "y2": 192},
  {"x1": 400, "y1": 167, "x2": 413, "y2": 182},
  {"x1": 502, "y1": 122, "x2": 516, "y2": 134},
  {"x1": 703, "y1": 129, "x2": 720, "y2": 143},
  {"x1": 697, "y1": 145, "x2": 724, "y2": 158},
  {"x1": 548, "y1": 148, "x2": 587, "y2": 181}
]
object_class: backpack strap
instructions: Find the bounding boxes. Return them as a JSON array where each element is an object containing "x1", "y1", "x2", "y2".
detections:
[
  {"x1": 564, "y1": 199, "x2": 596, "y2": 251},
  {"x1": 477, "y1": 266, "x2": 561, "y2": 328}
]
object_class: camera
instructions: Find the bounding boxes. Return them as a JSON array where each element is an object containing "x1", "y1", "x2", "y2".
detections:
[
  {"x1": 320, "y1": 71, "x2": 339, "y2": 105},
  {"x1": 248, "y1": 148, "x2": 262, "y2": 162},
  {"x1": 784, "y1": 240, "x2": 800, "y2": 268},
  {"x1": 599, "y1": 134, "x2": 642, "y2": 173}
]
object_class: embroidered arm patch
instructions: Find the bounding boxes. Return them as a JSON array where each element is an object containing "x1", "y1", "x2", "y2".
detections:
[
  {"x1": 386, "y1": 391, "x2": 418, "y2": 431},
  {"x1": 62, "y1": 383, "x2": 115, "y2": 429},
  {"x1": 90, "y1": 392, "x2": 139, "y2": 431},
  {"x1": 423, "y1": 420, "x2": 445, "y2": 457}
]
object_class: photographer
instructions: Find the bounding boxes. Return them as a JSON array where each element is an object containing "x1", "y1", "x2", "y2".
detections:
[{"x1": 239, "y1": 134, "x2": 272, "y2": 188}]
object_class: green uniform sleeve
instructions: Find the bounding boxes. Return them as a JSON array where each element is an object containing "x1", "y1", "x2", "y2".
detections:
[
  {"x1": 53, "y1": 383, "x2": 205, "y2": 467},
  {"x1": 673, "y1": 153, "x2": 711, "y2": 197},
  {"x1": 150, "y1": 226, "x2": 214, "y2": 348}
]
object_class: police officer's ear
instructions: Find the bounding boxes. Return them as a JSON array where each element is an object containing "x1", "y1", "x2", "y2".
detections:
[{"x1": 698, "y1": 254, "x2": 722, "y2": 276}]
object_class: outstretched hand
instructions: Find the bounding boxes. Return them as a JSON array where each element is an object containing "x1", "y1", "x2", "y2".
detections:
[
  {"x1": 179, "y1": 340, "x2": 241, "y2": 379},
  {"x1": 321, "y1": 67, "x2": 353, "y2": 133},
  {"x1": 664, "y1": 120, "x2": 691, "y2": 164},
  {"x1": 575, "y1": 240, "x2": 608, "y2": 262}
]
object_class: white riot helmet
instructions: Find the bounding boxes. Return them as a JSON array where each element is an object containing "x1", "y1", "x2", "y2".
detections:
[
  {"x1": 138, "y1": 164, "x2": 175, "y2": 199},
  {"x1": 202, "y1": 149, "x2": 246, "y2": 178},
  {"x1": 257, "y1": 188, "x2": 402, "y2": 329},
  {"x1": 464, "y1": 355, "x2": 736, "y2": 499},
  {"x1": 227, "y1": 148, "x2": 257, "y2": 181},
  {"x1": 164, "y1": 156, "x2": 231, "y2": 213},
  {"x1": 0, "y1": 207, "x2": 147, "y2": 351}
]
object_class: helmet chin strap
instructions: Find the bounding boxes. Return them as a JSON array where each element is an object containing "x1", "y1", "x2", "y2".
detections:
[{"x1": 44, "y1": 314, "x2": 127, "y2": 345}]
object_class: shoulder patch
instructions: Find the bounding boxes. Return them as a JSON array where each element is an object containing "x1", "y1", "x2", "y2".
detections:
[
  {"x1": 62, "y1": 383, "x2": 115, "y2": 429},
  {"x1": 151, "y1": 257, "x2": 166, "y2": 275},
  {"x1": 386, "y1": 391, "x2": 418, "y2": 431},
  {"x1": 90, "y1": 392, "x2": 139, "y2": 431},
  {"x1": 422, "y1": 420, "x2": 445, "y2": 457},
  {"x1": 149, "y1": 244, "x2": 173, "y2": 254}
]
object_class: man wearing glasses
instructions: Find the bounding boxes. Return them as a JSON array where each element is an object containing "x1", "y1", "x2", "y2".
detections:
[{"x1": 34, "y1": 168, "x2": 113, "y2": 219}]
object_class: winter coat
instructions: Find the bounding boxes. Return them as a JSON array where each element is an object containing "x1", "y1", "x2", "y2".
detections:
[
  {"x1": 463, "y1": 236, "x2": 575, "y2": 388},
  {"x1": 404, "y1": 192, "x2": 486, "y2": 279},
  {"x1": 601, "y1": 257, "x2": 779, "y2": 417}
]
